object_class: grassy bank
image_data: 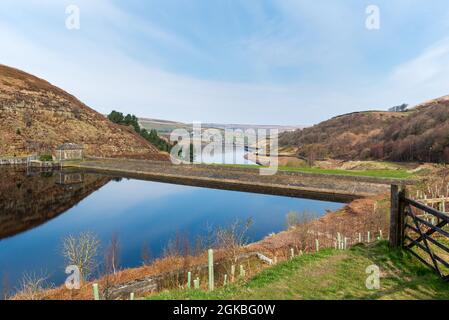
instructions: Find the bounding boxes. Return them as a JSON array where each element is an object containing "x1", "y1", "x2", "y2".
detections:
[
  {"x1": 217, "y1": 164, "x2": 414, "y2": 179},
  {"x1": 149, "y1": 242, "x2": 449, "y2": 300},
  {"x1": 277, "y1": 166, "x2": 414, "y2": 179}
]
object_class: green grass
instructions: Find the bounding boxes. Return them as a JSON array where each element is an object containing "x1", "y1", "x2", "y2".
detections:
[
  {"x1": 277, "y1": 166, "x2": 414, "y2": 179},
  {"x1": 149, "y1": 242, "x2": 449, "y2": 300},
  {"x1": 214, "y1": 163, "x2": 414, "y2": 179}
]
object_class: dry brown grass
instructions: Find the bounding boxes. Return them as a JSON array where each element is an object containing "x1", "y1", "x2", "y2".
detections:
[
  {"x1": 249, "y1": 193, "x2": 390, "y2": 259},
  {"x1": 18, "y1": 247, "x2": 255, "y2": 300}
]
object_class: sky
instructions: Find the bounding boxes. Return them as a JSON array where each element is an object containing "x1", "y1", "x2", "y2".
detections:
[{"x1": 1, "y1": 0, "x2": 449, "y2": 125}]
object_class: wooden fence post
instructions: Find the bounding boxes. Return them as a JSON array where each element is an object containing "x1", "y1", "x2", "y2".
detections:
[{"x1": 390, "y1": 184, "x2": 405, "y2": 248}]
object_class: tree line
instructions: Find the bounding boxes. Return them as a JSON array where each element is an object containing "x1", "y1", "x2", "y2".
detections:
[{"x1": 107, "y1": 111, "x2": 172, "y2": 152}]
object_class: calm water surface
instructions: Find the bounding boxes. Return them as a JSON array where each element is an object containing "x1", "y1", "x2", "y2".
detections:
[{"x1": 0, "y1": 167, "x2": 342, "y2": 293}]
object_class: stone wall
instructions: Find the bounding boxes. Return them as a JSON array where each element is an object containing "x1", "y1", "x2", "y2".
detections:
[
  {"x1": 0, "y1": 156, "x2": 29, "y2": 165},
  {"x1": 71, "y1": 159, "x2": 410, "y2": 202}
]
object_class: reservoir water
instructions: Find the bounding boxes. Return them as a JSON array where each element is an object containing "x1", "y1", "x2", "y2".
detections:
[{"x1": 0, "y1": 167, "x2": 343, "y2": 295}]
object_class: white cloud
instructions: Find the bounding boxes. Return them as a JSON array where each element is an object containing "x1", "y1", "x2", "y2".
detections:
[
  {"x1": 0, "y1": 0, "x2": 448, "y2": 126},
  {"x1": 0, "y1": 18, "x2": 330, "y2": 125},
  {"x1": 388, "y1": 37, "x2": 449, "y2": 103}
]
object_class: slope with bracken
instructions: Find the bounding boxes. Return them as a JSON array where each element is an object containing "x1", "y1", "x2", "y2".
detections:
[
  {"x1": 279, "y1": 110, "x2": 405, "y2": 160},
  {"x1": 280, "y1": 95, "x2": 449, "y2": 163},
  {"x1": 0, "y1": 65, "x2": 169, "y2": 160}
]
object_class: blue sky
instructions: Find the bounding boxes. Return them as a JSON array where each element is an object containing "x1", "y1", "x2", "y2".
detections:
[{"x1": 1, "y1": 0, "x2": 449, "y2": 125}]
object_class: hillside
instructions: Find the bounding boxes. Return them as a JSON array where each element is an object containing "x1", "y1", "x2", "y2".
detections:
[
  {"x1": 280, "y1": 96, "x2": 449, "y2": 163},
  {"x1": 279, "y1": 111, "x2": 405, "y2": 160},
  {"x1": 0, "y1": 65, "x2": 169, "y2": 160},
  {"x1": 372, "y1": 96, "x2": 449, "y2": 162}
]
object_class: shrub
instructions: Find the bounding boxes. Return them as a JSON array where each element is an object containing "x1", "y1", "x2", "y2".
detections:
[
  {"x1": 39, "y1": 154, "x2": 53, "y2": 162},
  {"x1": 286, "y1": 211, "x2": 300, "y2": 229},
  {"x1": 62, "y1": 232, "x2": 100, "y2": 281},
  {"x1": 16, "y1": 272, "x2": 52, "y2": 300},
  {"x1": 214, "y1": 218, "x2": 253, "y2": 263}
]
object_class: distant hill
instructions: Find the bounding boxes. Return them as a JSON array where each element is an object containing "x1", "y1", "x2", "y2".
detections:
[
  {"x1": 139, "y1": 117, "x2": 193, "y2": 136},
  {"x1": 139, "y1": 117, "x2": 304, "y2": 137},
  {"x1": 201, "y1": 123, "x2": 305, "y2": 132},
  {"x1": 0, "y1": 65, "x2": 168, "y2": 160},
  {"x1": 279, "y1": 96, "x2": 449, "y2": 163}
]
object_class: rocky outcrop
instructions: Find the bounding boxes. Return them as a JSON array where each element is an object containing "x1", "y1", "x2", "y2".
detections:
[{"x1": 0, "y1": 65, "x2": 169, "y2": 160}]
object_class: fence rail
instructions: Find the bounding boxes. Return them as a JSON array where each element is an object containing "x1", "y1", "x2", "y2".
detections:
[{"x1": 390, "y1": 185, "x2": 449, "y2": 280}]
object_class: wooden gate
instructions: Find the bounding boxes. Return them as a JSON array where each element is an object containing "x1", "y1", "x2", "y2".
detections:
[{"x1": 390, "y1": 185, "x2": 449, "y2": 280}]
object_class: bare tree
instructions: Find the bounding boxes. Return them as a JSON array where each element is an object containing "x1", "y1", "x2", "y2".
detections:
[
  {"x1": 104, "y1": 232, "x2": 120, "y2": 275},
  {"x1": 307, "y1": 151, "x2": 315, "y2": 167},
  {"x1": 1, "y1": 273, "x2": 11, "y2": 300},
  {"x1": 141, "y1": 242, "x2": 152, "y2": 266},
  {"x1": 291, "y1": 211, "x2": 314, "y2": 251},
  {"x1": 16, "y1": 272, "x2": 51, "y2": 300},
  {"x1": 163, "y1": 231, "x2": 191, "y2": 258},
  {"x1": 62, "y1": 232, "x2": 100, "y2": 282},
  {"x1": 286, "y1": 211, "x2": 300, "y2": 230},
  {"x1": 194, "y1": 222, "x2": 217, "y2": 255},
  {"x1": 214, "y1": 218, "x2": 253, "y2": 263},
  {"x1": 286, "y1": 211, "x2": 314, "y2": 230},
  {"x1": 101, "y1": 232, "x2": 120, "y2": 301}
]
